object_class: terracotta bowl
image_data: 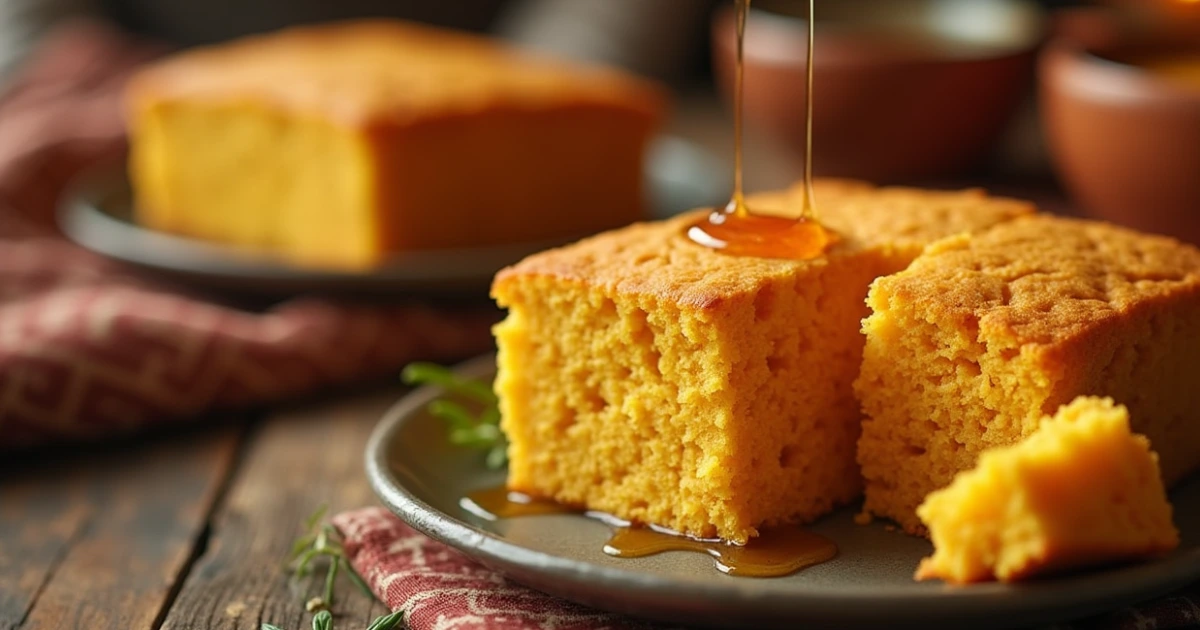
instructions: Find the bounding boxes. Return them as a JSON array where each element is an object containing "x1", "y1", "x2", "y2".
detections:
[
  {"x1": 1041, "y1": 26, "x2": 1200, "y2": 244},
  {"x1": 713, "y1": 0, "x2": 1046, "y2": 183}
]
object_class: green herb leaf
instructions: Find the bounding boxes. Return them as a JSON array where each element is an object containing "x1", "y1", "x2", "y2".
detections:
[
  {"x1": 402, "y1": 363, "x2": 498, "y2": 404},
  {"x1": 343, "y1": 559, "x2": 374, "y2": 599},
  {"x1": 289, "y1": 534, "x2": 317, "y2": 562},
  {"x1": 403, "y1": 362, "x2": 508, "y2": 470},
  {"x1": 366, "y1": 611, "x2": 407, "y2": 630},
  {"x1": 311, "y1": 610, "x2": 333, "y2": 630},
  {"x1": 323, "y1": 555, "x2": 340, "y2": 606},
  {"x1": 486, "y1": 444, "x2": 508, "y2": 471},
  {"x1": 428, "y1": 400, "x2": 477, "y2": 432},
  {"x1": 304, "y1": 505, "x2": 329, "y2": 532},
  {"x1": 261, "y1": 625, "x2": 287, "y2": 630}
]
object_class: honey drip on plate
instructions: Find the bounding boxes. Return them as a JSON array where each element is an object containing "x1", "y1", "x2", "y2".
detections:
[
  {"x1": 463, "y1": 486, "x2": 838, "y2": 578},
  {"x1": 605, "y1": 526, "x2": 837, "y2": 578},
  {"x1": 461, "y1": 486, "x2": 573, "y2": 519},
  {"x1": 689, "y1": 0, "x2": 836, "y2": 260}
]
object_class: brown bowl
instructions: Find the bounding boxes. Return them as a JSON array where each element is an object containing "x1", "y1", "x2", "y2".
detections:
[
  {"x1": 1041, "y1": 35, "x2": 1200, "y2": 244},
  {"x1": 713, "y1": 0, "x2": 1046, "y2": 183}
]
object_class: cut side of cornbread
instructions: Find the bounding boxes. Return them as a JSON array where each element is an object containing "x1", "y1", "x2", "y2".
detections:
[
  {"x1": 858, "y1": 215, "x2": 1200, "y2": 535},
  {"x1": 493, "y1": 181, "x2": 1032, "y2": 543},
  {"x1": 916, "y1": 397, "x2": 1179, "y2": 584},
  {"x1": 127, "y1": 20, "x2": 665, "y2": 269}
]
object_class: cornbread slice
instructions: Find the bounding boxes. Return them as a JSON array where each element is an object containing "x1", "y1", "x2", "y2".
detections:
[
  {"x1": 492, "y1": 180, "x2": 1032, "y2": 543},
  {"x1": 858, "y1": 216, "x2": 1200, "y2": 535},
  {"x1": 916, "y1": 397, "x2": 1179, "y2": 584},
  {"x1": 127, "y1": 20, "x2": 665, "y2": 269}
]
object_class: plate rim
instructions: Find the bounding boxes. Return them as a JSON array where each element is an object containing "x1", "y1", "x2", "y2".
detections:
[{"x1": 365, "y1": 354, "x2": 1200, "y2": 628}]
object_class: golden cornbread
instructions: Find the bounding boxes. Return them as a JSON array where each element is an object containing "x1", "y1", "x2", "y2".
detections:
[
  {"x1": 492, "y1": 180, "x2": 1032, "y2": 543},
  {"x1": 915, "y1": 397, "x2": 1179, "y2": 584},
  {"x1": 127, "y1": 20, "x2": 666, "y2": 268},
  {"x1": 858, "y1": 216, "x2": 1200, "y2": 535}
]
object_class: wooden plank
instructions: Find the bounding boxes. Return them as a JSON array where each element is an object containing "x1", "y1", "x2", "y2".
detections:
[
  {"x1": 0, "y1": 465, "x2": 90, "y2": 630},
  {"x1": 159, "y1": 389, "x2": 400, "y2": 630},
  {"x1": 0, "y1": 423, "x2": 242, "y2": 630}
]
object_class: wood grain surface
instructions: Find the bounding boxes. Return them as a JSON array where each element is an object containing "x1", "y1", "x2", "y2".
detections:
[
  {"x1": 159, "y1": 392, "x2": 398, "y2": 630},
  {"x1": 0, "y1": 424, "x2": 242, "y2": 630},
  {"x1": 0, "y1": 388, "x2": 398, "y2": 630}
]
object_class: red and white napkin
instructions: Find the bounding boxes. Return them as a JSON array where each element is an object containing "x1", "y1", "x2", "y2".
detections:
[{"x1": 333, "y1": 507, "x2": 663, "y2": 630}]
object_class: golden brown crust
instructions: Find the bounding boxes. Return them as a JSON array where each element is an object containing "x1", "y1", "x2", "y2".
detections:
[
  {"x1": 126, "y1": 20, "x2": 667, "y2": 127},
  {"x1": 878, "y1": 215, "x2": 1200, "y2": 350},
  {"x1": 493, "y1": 180, "x2": 1035, "y2": 310}
]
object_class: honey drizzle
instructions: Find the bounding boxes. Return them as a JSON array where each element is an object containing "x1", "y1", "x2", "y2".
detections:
[
  {"x1": 800, "y1": 0, "x2": 818, "y2": 216},
  {"x1": 729, "y1": 0, "x2": 751, "y2": 218},
  {"x1": 689, "y1": 0, "x2": 834, "y2": 261},
  {"x1": 463, "y1": 486, "x2": 838, "y2": 578}
]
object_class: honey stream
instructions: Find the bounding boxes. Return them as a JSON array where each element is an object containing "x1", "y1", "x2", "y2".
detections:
[
  {"x1": 688, "y1": 0, "x2": 836, "y2": 260},
  {"x1": 463, "y1": 487, "x2": 837, "y2": 578}
]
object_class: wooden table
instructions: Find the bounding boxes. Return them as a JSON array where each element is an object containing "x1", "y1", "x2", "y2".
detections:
[
  {"x1": 1, "y1": 387, "x2": 402, "y2": 629},
  {"x1": 0, "y1": 96, "x2": 1080, "y2": 630},
  {"x1": 4, "y1": 371, "x2": 1150, "y2": 630}
]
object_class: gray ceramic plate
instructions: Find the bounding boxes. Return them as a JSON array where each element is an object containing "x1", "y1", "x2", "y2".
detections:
[
  {"x1": 59, "y1": 137, "x2": 727, "y2": 297},
  {"x1": 366, "y1": 356, "x2": 1200, "y2": 630}
]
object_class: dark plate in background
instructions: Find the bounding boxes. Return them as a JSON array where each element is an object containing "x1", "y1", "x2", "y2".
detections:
[{"x1": 59, "y1": 136, "x2": 728, "y2": 298}]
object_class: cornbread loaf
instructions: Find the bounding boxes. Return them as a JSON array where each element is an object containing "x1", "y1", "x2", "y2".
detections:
[
  {"x1": 492, "y1": 180, "x2": 1032, "y2": 543},
  {"x1": 858, "y1": 216, "x2": 1200, "y2": 535},
  {"x1": 127, "y1": 21, "x2": 666, "y2": 269},
  {"x1": 915, "y1": 397, "x2": 1179, "y2": 584}
]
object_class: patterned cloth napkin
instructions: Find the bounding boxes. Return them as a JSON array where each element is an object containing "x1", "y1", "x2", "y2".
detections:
[
  {"x1": 334, "y1": 507, "x2": 1200, "y2": 630},
  {"x1": 0, "y1": 21, "x2": 497, "y2": 448},
  {"x1": 333, "y1": 507, "x2": 661, "y2": 630}
]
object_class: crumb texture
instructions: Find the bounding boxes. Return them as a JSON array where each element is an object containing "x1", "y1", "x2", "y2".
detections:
[
  {"x1": 915, "y1": 397, "x2": 1179, "y2": 584},
  {"x1": 858, "y1": 216, "x2": 1200, "y2": 533},
  {"x1": 494, "y1": 181, "x2": 1031, "y2": 542}
]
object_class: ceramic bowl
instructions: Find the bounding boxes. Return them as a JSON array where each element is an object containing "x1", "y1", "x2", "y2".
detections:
[
  {"x1": 1041, "y1": 29, "x2": 1200, "y2": 244},
  {"x1": 713, "y1": 0, "x2": 1047, "y2": 183}
]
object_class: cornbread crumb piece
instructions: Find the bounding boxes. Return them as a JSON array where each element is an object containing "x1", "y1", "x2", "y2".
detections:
[
  {"x1": 916, "y1": 397, "x2": 1179, "y2": 584},
  {"x1": 853, "y1": 512, "x2": 873, "y2": 526},
  {"x1": 493, "y1": 180, "x2": 1031, "y2": 543},
  {"x1": 858, "y1": 216, "x2": 1200, "y2": 534}
]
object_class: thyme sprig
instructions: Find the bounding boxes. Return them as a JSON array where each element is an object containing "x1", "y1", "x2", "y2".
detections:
[
  {"x1": 264, "y1": 509, "x2": 403, "y2": 629},
  {"x1": 262, "y1": 610, "x2": 404, "y2": 630},
  {"x1": 287, "y1": 506, "x2": 375, "y2": 612},
  {"x1": 401, "y1": 363, "x2": 507, "y2": 470}
]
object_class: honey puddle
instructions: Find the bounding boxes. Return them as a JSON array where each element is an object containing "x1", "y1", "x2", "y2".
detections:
[
  {"x1": 461, "y1": 485, "x2": 569, "y2": 519},
  {"x1": 462, "y1": 487, "x2": 838, "y2": 578},
  {"x1": 688, "y1": 0, "x2": 837, "y2": 261}
]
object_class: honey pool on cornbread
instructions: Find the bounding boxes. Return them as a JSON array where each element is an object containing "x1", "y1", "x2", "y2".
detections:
[{"x1": 687, "y1": 0, "x2": 836, "y2": 263}]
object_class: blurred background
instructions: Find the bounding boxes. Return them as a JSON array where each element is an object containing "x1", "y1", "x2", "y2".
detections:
[
  {"x1": 4, "y1": 0, "x2": 1199, "y2": 245},
  {"x1": 0, "y1": 0, "x2": 1080, "y2": 83}
]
